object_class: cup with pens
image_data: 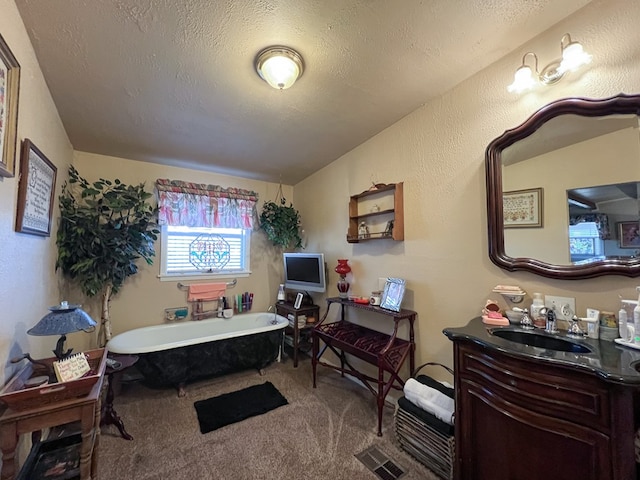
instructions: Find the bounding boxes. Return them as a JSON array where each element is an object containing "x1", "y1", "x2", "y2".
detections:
[{"x1": 235, "y1": 292, "x2": 253, "y2": 313}]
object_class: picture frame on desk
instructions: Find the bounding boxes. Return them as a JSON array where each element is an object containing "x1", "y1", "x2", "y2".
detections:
[
  {"x1": 380, "y1": 277, "x2": 406, "y2": 312},
  {"x1": 294, "y1": 292, "x2": 304, "y2": 309}
]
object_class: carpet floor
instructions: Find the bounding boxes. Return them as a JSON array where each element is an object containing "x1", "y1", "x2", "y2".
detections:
[{"x1": 98, "y1": 357, "x2": 441, "y2": 480}]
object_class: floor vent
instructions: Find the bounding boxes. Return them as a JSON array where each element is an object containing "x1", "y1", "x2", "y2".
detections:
[{"x1": 355, "y1": 446, "x2": 407, "y2": 480}]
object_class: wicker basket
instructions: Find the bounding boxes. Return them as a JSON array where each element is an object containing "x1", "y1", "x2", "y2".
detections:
[
  {"x1": 394, "y1": 362, "x2": 455, "y2": 480},
  {"x1": 0, "y1": 348, "x2": 107, "y2": 411}
]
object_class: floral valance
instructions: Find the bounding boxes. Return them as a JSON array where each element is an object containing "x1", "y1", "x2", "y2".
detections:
[
  {"x1": 155, "y1": 179, "x2": 258, "y2": 229},
  {"x1": 569, "y1": 213, "x2": 611, "y2": 240}
]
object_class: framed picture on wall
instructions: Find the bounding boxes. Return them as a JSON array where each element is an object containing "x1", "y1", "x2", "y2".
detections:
[
  {"x1": 0, "y1": 34, "x2": 21, "y2": 178},
  {"x1": 503, "y1": 188, "x2": 543, "y2": 228},
  {"x1": 15, "y1": 139, "x2": 57, "y2": 236},
  {"x1": 618, "y1": 221, "x2": 640, "y2": 248}
]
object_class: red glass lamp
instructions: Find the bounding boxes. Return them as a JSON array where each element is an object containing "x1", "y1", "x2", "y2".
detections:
[{"x1": 335, "y1": 259, "x2": 351, "y2": 298}]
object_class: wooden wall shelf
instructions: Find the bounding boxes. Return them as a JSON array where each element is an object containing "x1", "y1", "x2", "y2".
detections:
[{"x1": 347, "y1": 182, "x2": 404, "y2": 243}]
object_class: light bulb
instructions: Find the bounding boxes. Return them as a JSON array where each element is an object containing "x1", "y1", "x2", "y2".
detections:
[
  {"x1": 559, "y1": 41, "x2": 592, "y2": 73},
  {"x1": 508, "y1": 65, "x2": 536, "y2": 93}
]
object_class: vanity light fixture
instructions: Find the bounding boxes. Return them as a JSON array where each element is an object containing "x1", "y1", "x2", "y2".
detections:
[
  {"x1": 507, "y1": 33, "x2": 592, "y2": 93},
  {"x1": 255, "y1": 46, "x2": 304, "y2": 90}
]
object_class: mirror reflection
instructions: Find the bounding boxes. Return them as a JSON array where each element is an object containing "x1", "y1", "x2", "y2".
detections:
[
  {"x1": 486, "y1": 94, "x2": 640, "y2": 279},
  {"x1": 568, "y1": 182, "x2": 640, "y2": 263},
  {"x1": 503, "y1": 113, "x2": 640, "y2": 265}
]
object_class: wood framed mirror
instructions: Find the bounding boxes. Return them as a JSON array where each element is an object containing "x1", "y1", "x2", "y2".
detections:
[{"x1": 486, "y1": 93, "x2": 640, "y2": 279}]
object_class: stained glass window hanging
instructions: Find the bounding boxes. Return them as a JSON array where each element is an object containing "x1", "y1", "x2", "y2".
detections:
[{"x1": 189, "y1": 233, "x2": 231, "y2": 271}]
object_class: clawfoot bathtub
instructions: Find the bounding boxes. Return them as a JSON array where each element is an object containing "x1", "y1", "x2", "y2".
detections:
[{"x1": 107, "y1": 312, "x2": 287, "y2": 396}]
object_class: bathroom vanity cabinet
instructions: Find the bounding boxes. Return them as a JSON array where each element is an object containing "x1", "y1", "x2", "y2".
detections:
[{"x1": 444, "y1": 318, "x2": 640, "y2": 480}]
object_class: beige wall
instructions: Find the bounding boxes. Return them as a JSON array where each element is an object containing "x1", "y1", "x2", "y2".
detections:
[
  {"x1": 295, "y1": 0, "x2": 640, "y2": 376},
  {"x1": 0, "y1": 0, "x2": 74, "y2": 386},
  {"x1": 73, "y1": 152, "x2": 294, "y2": 335}
]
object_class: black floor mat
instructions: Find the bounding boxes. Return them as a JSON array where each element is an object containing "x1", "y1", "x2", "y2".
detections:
[{"x1": 194, "y1": 381, "x2": 288, "y2": 434}]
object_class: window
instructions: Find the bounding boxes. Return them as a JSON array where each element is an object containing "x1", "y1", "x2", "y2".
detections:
[
  {"x1": 160, "y1": 225, "x2": 251, "y2": 280},
  {"x1": 569, "y1": 221, "x2": 603, "y2": 262}
]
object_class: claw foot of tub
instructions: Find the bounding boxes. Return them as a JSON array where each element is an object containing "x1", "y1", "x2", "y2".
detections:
[
  {"x1": 259, "y1": 368, "x2": 266, "y2": 376},
  {"x1": 177, "y1": 383, "x2": 186, "y2": 397}
]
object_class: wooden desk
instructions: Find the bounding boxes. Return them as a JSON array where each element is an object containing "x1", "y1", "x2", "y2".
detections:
[
  {"x1": 0, "y1": 369, "x2": 104, "y2": 480},
  {"x1": 276, "y1": 303, "x2": 320, "y2": 367}
]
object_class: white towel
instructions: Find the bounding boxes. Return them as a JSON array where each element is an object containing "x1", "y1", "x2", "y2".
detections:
[{"x1": 403, "y1": 378, "x2": 455, "y2": 425}]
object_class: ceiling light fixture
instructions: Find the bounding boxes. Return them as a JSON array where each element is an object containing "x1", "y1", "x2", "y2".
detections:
[
  {"x1": 255, "y1": 46, "x2": 304, "y2": 90},
  {"x1": 508, "y1": 33, "x2": 592, "y2": 94}
]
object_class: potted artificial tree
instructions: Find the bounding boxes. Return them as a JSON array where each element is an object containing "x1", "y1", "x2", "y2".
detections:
[{"x1": 55, "y1": 165, "x2": 158, "y2": 346}]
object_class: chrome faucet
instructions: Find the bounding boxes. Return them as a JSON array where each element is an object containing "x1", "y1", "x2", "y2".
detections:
[
  {"x1": 519, "y1": 308, "x2": 534, "y2": 330},
  {"x1": 545, "y1": 308, "x2": 558, "y2": 334},
  {"x1": 268, "y1": 304, "x2": 279, "y2": 324},
  {"x1": 567, "y1": 315, "x2": 586, "y2": 337}
]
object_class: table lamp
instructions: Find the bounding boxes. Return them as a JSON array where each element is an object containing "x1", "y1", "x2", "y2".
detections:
[{"x1": 28, "y1": 301, "x2": 97, "y2": 359}]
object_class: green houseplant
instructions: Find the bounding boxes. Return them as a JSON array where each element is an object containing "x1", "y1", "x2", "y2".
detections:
[
  {"x1": 259, "y1": 196, "x2": 303, "y2": 249},
  {"x1": 56, "y1": 166, "x2": 158, "y2": 346}
]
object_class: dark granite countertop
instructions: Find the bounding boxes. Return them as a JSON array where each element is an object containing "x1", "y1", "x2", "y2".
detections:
[{"x1": 443, "y1": 317, "x2": 640, "y2": 385}]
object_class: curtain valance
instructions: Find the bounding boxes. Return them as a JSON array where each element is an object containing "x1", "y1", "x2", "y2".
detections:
[
  {"x1": 156, "y1": 179, "x2": 258, "y2": 229},
  {"x1": 569, "y1": 213, "x2": 611, "y2": 240}
]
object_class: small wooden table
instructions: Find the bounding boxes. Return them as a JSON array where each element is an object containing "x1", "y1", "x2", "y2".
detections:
[
  {"x1": 0, "y1": 375, "x2": 104, "y2": 480},
  {"x1": 101, "y1": 354, "x2": 138, "y2": 440},
  {"x1": 276, "y1": 302, "x2": 320, "y2": 367}
]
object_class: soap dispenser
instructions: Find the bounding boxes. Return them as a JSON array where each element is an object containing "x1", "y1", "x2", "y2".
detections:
[
  {"x1": 619, "y1": 302, "x2": 629, "y2": 342},
  {"x1": 634, "y1": 287, "x2": 640, "y2": 344},
  {"x1": 530, "y1": 293, "x2": 545, "y2": 329}
]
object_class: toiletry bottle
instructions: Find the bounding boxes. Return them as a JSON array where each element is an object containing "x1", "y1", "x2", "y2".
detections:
[
  {"x1": 217, "y1": 297, "x2": 224, "y2": 318},
  {"x1": 530, "y1": 293, "x2": 545, "y2": 329},
  {"x1": 619, "y1": 303, "x2": 628, "y2": 342},
  {"x1": 634, "y1": 286, "x2": 640, "y2": 344},
  {"x1": 277, "y1": 284, "x2": 286, "y2": 303}
]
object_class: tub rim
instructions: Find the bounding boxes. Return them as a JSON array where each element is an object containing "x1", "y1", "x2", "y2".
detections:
[{"x1": 106, "y1": 312, "x2": 288, "y2": 354}]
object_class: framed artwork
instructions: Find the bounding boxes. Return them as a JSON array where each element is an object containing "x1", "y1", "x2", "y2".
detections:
[
  {"x1": 15, "y1": 139, "x2": 57, "y2": 236},
  {"x1": 0, "y1": 34, "x2": 20, "y2": 178},
  {"x1": 618, "y1": 221, "x2": 640, "y2": 248},
  {"x1": 503, "y1": 188, "x2": 543, "y2": 228},
  {"x1": 380, "y1": 277, "x2": 406, "y2": 312}
]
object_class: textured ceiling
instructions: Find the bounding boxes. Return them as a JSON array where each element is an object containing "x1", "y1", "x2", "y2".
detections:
[{"x1": 15, "y1": 0, "x2": 592, "y2": 184}]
